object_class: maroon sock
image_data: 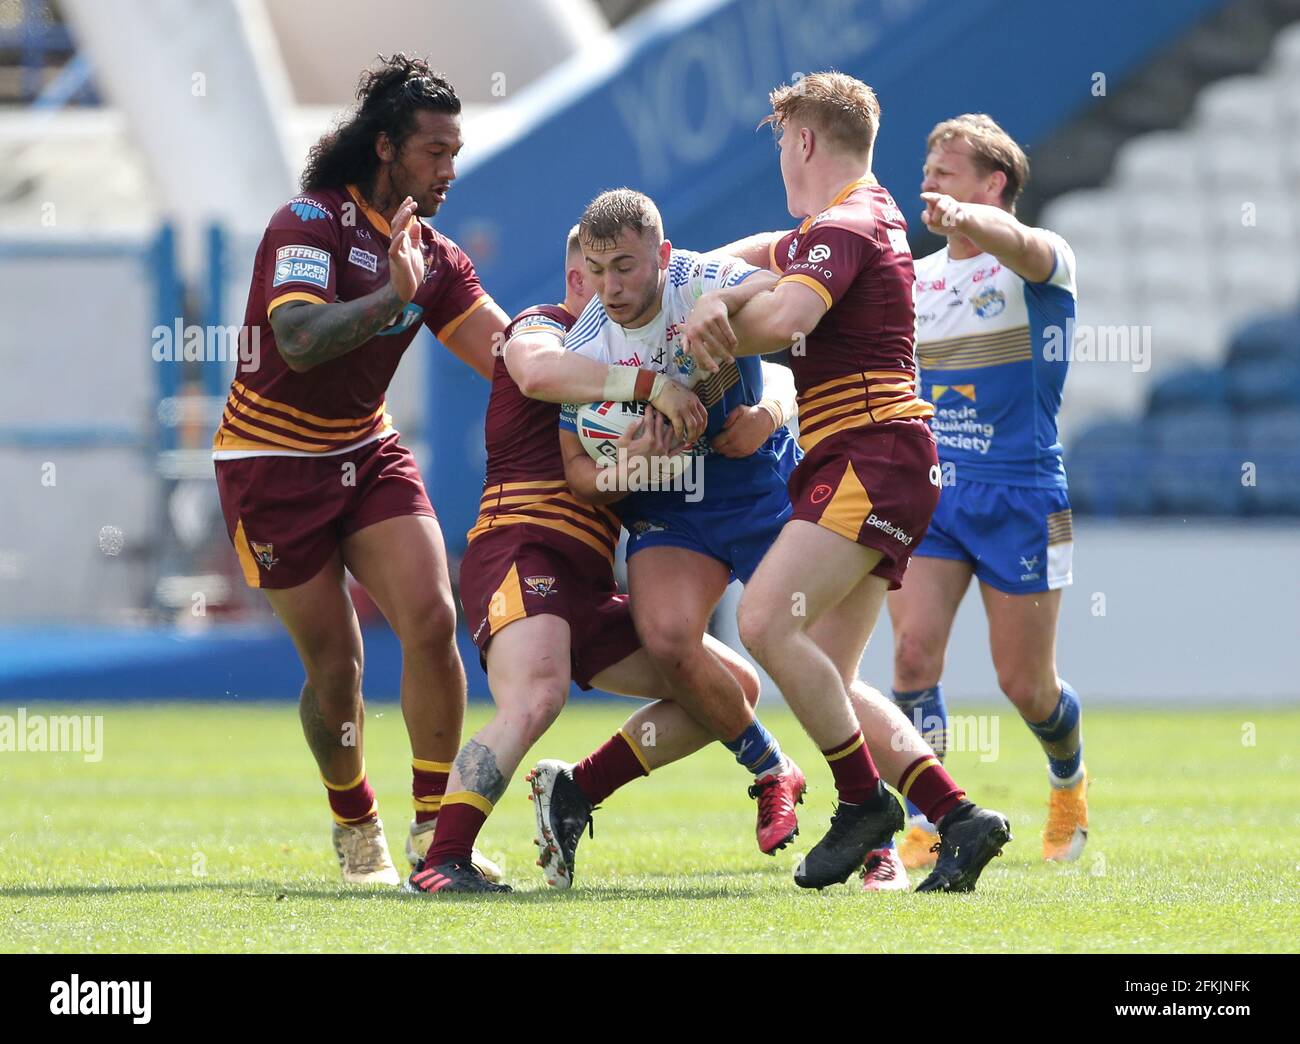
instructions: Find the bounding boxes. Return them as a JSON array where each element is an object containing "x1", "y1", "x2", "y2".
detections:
[
  {"x1": 899, "y1": 755, "x2": 966, "y2": 825},
  {"x1": 325, "y1": 768, "x2": 377, "y2": 825},
  {"x1": 412, "y1": 758, "x2": 450, "y2": 825},
  {"x1": 572, "y1": 730, "x2": 649, "y2": 805},
  {"x1": 423, "y1": 793, "x2": 490, "y2": 865},
  {"x1": 821, "y1": 730, "x2": 881, "y2": 804}
]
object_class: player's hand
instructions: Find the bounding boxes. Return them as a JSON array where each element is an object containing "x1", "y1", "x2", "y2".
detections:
[
  {"x1": 683, "y1": 292, "x2": 737, "y2": 373},
  {"x1": 388, "y1": 196, "x2": 426, "y2": 303},
  {"x1": 920, "y1": 192, "x2": 967, "y2": 237},
  {"x1": 614, "y1": 408, "x2": 685, "y2": 486},
  {"x1": 710, "y1": 403, "x2": 776, "y2": 458},
  {"x1": 649, "y1": 378, "x2": 707, "y2": 445}
]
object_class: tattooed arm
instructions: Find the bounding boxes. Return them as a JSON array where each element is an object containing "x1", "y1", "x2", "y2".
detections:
[
  {"x1": 270, "y1": 286, "x2": 407, "y2": 373},
  {"x1": 269, "y1": 195, "x2": 425, "y2": 374}
]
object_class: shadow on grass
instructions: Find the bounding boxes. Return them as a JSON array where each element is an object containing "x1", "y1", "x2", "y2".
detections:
[{"x1": 0, "y1": 876, "x2": 780, "y2": 903}]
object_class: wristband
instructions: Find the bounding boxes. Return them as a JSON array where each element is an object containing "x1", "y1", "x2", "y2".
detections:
[
  {"x1": 601, "y1": 366, "x2": 639, "y2": 403},
  {"x1": 634, "y1": 369, "x2": 656, "y2": 401},
  {"x1": 757, "y1": 399, "x2": 784, "y2": 430}
]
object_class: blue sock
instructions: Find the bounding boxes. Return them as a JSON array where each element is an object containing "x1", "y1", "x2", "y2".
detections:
[
  {"x1": 1025, "y1": 681, "x2": 1083, "y2": 786},
  {"x1": 892, "y1": 685, "x2": 947, "y2": 824},
  {"x1": 724, "y1": 718, "x2": 783, "y2": 777}
]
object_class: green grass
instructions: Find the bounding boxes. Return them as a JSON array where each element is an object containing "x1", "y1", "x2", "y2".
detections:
[{"x1": 0, "y1": 701, "x2": 1297, "y2": 953}]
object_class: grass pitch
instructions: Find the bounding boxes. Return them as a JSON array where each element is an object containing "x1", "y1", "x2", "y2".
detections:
[{"x1": 1, "y1": 700, "x2": 1297, "y2": 953}]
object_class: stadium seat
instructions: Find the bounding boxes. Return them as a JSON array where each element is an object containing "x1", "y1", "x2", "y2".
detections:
[
  {"x1": 1064, "y1": 419, "x2": 1155, "y2": 516},
  {"x1": 1193, "y1": 75, "x2": 1283, "y2": 139},
  {"x1": 1133, "y1": 243, "x2": 1214, "y2": 305},
  {"x1": 1239, "y1": 408, "x2": 1300, "y2": 514},
  {"x1": 1241, "y1": 406, "x2": 1300, "y2": 450},
  {"x1": 1141, "y1": 302, "x2": 1228, "y2": 367},
  {"x1": 1149, "y1": 405, "x2": 1236, "y2": 451},
  {"x1": 1040, "y1": 189, "x2": 1125, "y2": 251},
  {"x1": 1225, "y1": 357, "x2": 1300, "y2": 408},
  {"x1": 1216, "y1": 244, "x2": 1300, "y2": 327},
  {"x1": 1227, "y1": 312, "x2": 1300, "y2": 364},
  {"x1": 1209, "y1": 188, "x2": 1296, "y2": 245},
  {"x1": 1112, "y1": 131, "x2": 1201, "y2": 191},
  {"x1": 1126, "y1": 187, "x2": 1211, "y2": 247},
  {"x1": 1198, "y1": 135, "x2": 1287, "y2": 191},
  {"x1": 1148, "y1": 407, "x2": 1245, "y2": 515},
  {"x1": 1146, "y1": 367, "x2": 1227, "y2": 414}
]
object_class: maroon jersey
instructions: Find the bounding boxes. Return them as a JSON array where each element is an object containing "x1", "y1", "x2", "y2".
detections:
[
  {"x1": 771, "y1": 177, "x2": 933, "y2": 453},
  {"x1": 467, "y1": 304, "x2": 620, "y2": 564},
  {"x1": 213, "y1": 184, "x2": 490, "y2": 456}
]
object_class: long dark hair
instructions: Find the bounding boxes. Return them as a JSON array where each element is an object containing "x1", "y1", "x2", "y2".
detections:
[{"x1": 301, "y1": 54, "x2": 461, "y2": 194}]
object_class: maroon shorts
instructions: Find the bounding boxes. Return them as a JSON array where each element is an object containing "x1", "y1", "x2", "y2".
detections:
[
  {"x1": 214, "y1": 434, "x2": 436, "y2": 589},
  {"x1": 459, "y1": 523, "x2": 641, "y2": 690},
  {"x1": 788, "y1": 418, "x2": 940, "y2": 590}
]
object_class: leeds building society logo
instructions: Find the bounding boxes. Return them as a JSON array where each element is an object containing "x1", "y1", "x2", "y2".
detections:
[{"x1": 971, "y1": 285, "x2": 1006, "y2": 319}]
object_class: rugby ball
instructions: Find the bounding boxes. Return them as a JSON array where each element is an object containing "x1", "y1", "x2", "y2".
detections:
[{"x1": 575, "y1": 400, "x2": 692, "y2": 483}]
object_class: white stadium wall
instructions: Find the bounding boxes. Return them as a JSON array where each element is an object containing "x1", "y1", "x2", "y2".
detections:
[{"x1": 714, "y1": 521, "x2": 1300, "y2": 704}]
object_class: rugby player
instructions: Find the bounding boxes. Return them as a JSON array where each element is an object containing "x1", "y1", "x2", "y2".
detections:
[
  {"x1": 887, "y1": 114, "x2": 1087, "y2": 868},
  {"x1": 518, "y1": 191, "x2": 815, "y2": 881},
  {"x1": 686, "y1": 73, "x2": 1011, "y2": 892},
  {"x1": 212, "y1": 56, "x2": 510, "y2": 885},
  {"x1": 405, "y1": 229, "x2": 769, "y2": 894}
]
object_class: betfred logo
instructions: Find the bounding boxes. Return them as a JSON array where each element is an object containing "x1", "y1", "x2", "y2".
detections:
[{"x1": 810, "y1": 483, "x2": 833, "y2": 504}]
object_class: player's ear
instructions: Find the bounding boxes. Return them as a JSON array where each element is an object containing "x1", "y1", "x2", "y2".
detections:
[
  {"x1": 375, "y1": 131, "x2": 395, "y2": 163},
  {"x1": 987, "y1": 169, "x2": 1008, "y2": 206},
  {"x1": 801, "y1": 126, "x2": 814, "y2": 161},
  {"x1": 658, "y1": 239, "x2": 672, "y2": 269}
]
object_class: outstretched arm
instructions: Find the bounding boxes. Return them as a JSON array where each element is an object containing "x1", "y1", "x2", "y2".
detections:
[
  {"x1": 443, "y1": 300, "x2": 510, "y2": 380},
  {"x1": 920, "y1": 193, "x2": 1056, "y2": 283}
]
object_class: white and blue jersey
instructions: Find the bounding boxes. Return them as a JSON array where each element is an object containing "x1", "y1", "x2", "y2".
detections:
[
  {"x1": 559, "y1": 249, "x2": 800, "y2": 582},
  {"x1": 912, "y1": 232, "x2": 1077, "y2": 592}
]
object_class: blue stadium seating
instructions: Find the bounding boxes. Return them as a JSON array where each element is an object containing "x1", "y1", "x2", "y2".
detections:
[
  {"x1": 1225, "y1": 358, "x2": 1300, "y2": 410},
  {"x1": 1226, "y1": 311, "x2": 1300, "y2": 366},
  {"x1": 1147, "y1": 407, "x2": 1246, "y2": 515},
  {"x1": 1065, "y1": 419, "x2": 1155, "y2": 515},
  {"x1": 1078, "y1": 308, "x2": 1300, "y2": 516},
  {"x1": 1240, "y1": 409, "x2": 1300, "y2": 515},
  {"x1": 1147, "y1": 367, "x2": 1228, "y2": 413}
]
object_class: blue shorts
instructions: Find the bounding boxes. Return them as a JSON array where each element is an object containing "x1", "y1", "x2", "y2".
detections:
[
  {"x1": 914, "y1": 477, "x2": 1074, "y2": 595},
  {"x1": 619, "y1": 454, "x2": 795, "y2": 584}
]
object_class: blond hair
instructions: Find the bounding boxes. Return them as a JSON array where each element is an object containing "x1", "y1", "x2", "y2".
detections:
[
  {"x1": 927, "y1": 113, "x2": 1029, "y2": 209},
  {"x1": 762, "y1": 71, "x2": 880, "y2": 155},
  {"x1": 578, "y1": 189, "x2": 663, "y2": 251}
]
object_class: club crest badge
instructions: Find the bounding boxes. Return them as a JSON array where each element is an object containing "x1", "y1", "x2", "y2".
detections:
[
  {"x1": 524, "y1": 575, "x2": 557, "y2": 597},
  {"x1": 250, "y1": 541, "x2": 279, "y2": 570}
]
